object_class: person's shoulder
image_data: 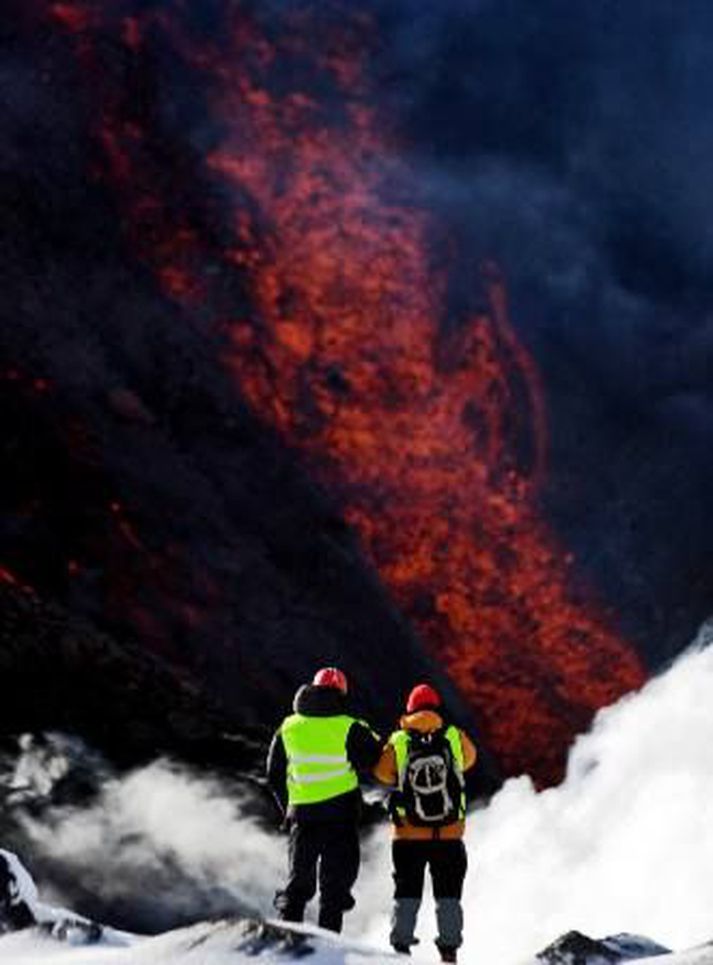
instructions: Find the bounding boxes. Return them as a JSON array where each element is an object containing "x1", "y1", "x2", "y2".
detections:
[
  {"x1": 442, "y1": 720, "x2": 472, "y2": 741},
  {"x1": 347, "y1": 717, "x2": 383, "y2": 749},
  {"x1": 276, "y1": 712, "x2": 297, "y2": 733},
  {"x1": 455, "y1": 728, "x2": 477, "y2": 769},
  {"x1": 348, "y1": 714, "x2": 377, "y2": 729}
]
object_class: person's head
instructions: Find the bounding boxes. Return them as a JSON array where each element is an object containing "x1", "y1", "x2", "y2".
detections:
[
  {"x1": 405, "y1": 683, "x2": 442, "y2": 714},
  {"x1": 312, "y1": 666, "x2": 348, "y2": 695}
]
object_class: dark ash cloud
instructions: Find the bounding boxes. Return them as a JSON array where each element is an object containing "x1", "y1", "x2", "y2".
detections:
[{"x1": 362, "y1": 0, "x2": 713, "y2": 659}]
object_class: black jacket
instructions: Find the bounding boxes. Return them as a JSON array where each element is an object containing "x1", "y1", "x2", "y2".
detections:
[{"x1": 266, "y1": 685, "x2": 382, "y2": 824}]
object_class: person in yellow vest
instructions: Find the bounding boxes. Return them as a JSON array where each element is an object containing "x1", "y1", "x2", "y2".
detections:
[
  {"x1": 374, "y1": 684, "x2": 477, "y2": 963},
  {"x1": 266, "y1": 667, "x2": 382, "y2": 933}
]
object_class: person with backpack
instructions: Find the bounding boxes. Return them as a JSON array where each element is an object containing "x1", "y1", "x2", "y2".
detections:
[
  {"x1": 266, "y1": 667, "x2": 382, "y2": 934},
  {"x1": 374, "y1": 683, "x2": 477, "y2": 963}
]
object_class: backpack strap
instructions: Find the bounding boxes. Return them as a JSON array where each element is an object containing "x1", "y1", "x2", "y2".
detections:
[
  {"x1": 444, "y1": 725, "x2": 466, "y2": 819},
  {"x1": 388, "y1": 730, "x2": 411, "y2": 825},
  {"x1": 389, "y1": 730, "x2": 410, "y2": 789}
]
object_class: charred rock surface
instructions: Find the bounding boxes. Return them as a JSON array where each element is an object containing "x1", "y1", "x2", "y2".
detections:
[
  {"x1": 535, "y1": 930, "x2": 670, "y2": 964},
  {"x1": 0, "y1": 582, "x2": 259, "y2": 768}
]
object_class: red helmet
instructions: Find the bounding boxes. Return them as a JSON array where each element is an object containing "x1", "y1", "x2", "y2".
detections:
[
  {"x1": 313, "y1": 666, "x2": 348, "y2": 694},
  {"x1": 406, "y1": 683, "x2": 442, "y2": 714}
]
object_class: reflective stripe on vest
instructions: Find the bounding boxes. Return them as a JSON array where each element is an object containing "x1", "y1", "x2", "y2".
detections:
[
  {"x1": 281, "y1": 714, "x2": 359, "y2": 806},
  {"x1": 389, "y1": 725, "x2": 466, "y2": 819}
]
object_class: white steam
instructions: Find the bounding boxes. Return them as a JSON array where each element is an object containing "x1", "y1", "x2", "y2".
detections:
[
  {"x1": 20, "y1": 760, "x2": 285, "y2": 921},
  {"x1": 368, "y1": 622, "x2": 713, "y2": 963},
  {"x1": 16, "y1": 626, "x2": 713, "y2": 963}
]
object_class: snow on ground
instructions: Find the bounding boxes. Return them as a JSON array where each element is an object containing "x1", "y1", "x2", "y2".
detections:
[
  {"x1": 2, "y1": 919, "x2": 713, "y2": 965},
  {"x1": 630, "y1": 947, "x2": 713, "y2": 965},
  {"x1": 0, "y1": 918, "x2": 409, "y2": 964},
  {"x1": 664, "y1": 948, "x2": 713, "y2": 965}
]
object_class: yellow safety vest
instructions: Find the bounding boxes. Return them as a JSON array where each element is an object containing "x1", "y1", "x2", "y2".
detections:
[{"x1": 281, "y1": 713, "x2": 359, "y2": 806}]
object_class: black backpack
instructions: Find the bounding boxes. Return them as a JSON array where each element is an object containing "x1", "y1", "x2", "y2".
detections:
[{"x1": 396, "y1": 728, "x2": 463, "y2": 827}]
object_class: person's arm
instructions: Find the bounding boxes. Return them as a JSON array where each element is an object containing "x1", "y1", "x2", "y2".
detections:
[
  {"x1": 265, "y1": 729, "x2": 288, "y2": 815},
  {"x1": 346, "y1": 720, "x2": 382, "y2": 773},
  {"x1": 459, "y1": 730, "x2": 477, "y2": 771},
  {"x1": 373, "y1": 742, "x2": 398, "y2": 786}
]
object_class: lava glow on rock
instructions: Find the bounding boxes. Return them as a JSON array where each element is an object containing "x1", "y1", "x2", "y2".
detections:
[{"x1": 47, "y1": 0, "x2": 644, "y2": 783}]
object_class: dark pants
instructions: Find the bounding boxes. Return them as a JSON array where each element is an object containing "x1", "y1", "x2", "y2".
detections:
[
  {"x1": 391, "y1": 839, "x2": 468, "y2": 951},
  {"x1": 275, "y1": 821, "x2": 360, "y2": 933}
]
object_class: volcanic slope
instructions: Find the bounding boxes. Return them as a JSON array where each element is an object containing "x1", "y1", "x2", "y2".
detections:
[
  {"x1": 2, "y1": 0, "x2": 487, "y2": 771},
  {"x1": 23, "y1": 0, "x2": 645, "y2": 785}
]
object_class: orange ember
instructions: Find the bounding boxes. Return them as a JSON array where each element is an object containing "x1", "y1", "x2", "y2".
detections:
[
  {"x1": 50, "y1": 0, "x2": 644, "y2": 783},
  {"x1": 0, "y1": 565, "x2": 35, "y2": 595},
  {"x1": 50, "y1": 2, "x2": 93, "y2": 32},
  {"x1": 0, "y1": 567, "x2": 20, "y2": 587}
]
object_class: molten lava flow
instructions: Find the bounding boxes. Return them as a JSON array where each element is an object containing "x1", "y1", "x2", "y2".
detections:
[{"x1": 49, "y1": 0, "x2": 644, "y2": 782}]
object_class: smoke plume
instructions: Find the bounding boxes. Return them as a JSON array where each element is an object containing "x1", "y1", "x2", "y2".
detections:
[
  {"x1": 370, "y1": 0, "x2": 713, "y2": 657},
  {"x1": 17, "y1": 758, "x2": 284, "y2": 932}
]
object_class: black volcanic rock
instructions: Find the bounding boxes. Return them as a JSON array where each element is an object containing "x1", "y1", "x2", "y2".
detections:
[
  {"x1": 0, "y1": 581, "x2": 261, "y2": 769},
  {"x1": 536, "y1": 930, "x2": 670, "y2": 964},
  {"x1": 537, "y1": 931, "x2": 618, "y2": 964}
]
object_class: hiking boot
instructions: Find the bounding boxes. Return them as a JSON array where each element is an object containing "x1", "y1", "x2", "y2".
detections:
[
  {"x1": 438, "y1": 947, "x2": 458, "y2": 963},
  {"x1": 274, "y1": 890, "x2": 304, "y2": 925},
  {"x1": 391, "y1": 943, "x2": 411, "y2": 956},
  {"x1": 318, "y1": 909, "x2": 343, "y2": 933}
]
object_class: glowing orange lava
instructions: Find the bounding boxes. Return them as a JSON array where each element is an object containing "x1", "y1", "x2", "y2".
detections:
[{"x1": 50, "y1": 0, "x2": 644, "y2": 782}]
